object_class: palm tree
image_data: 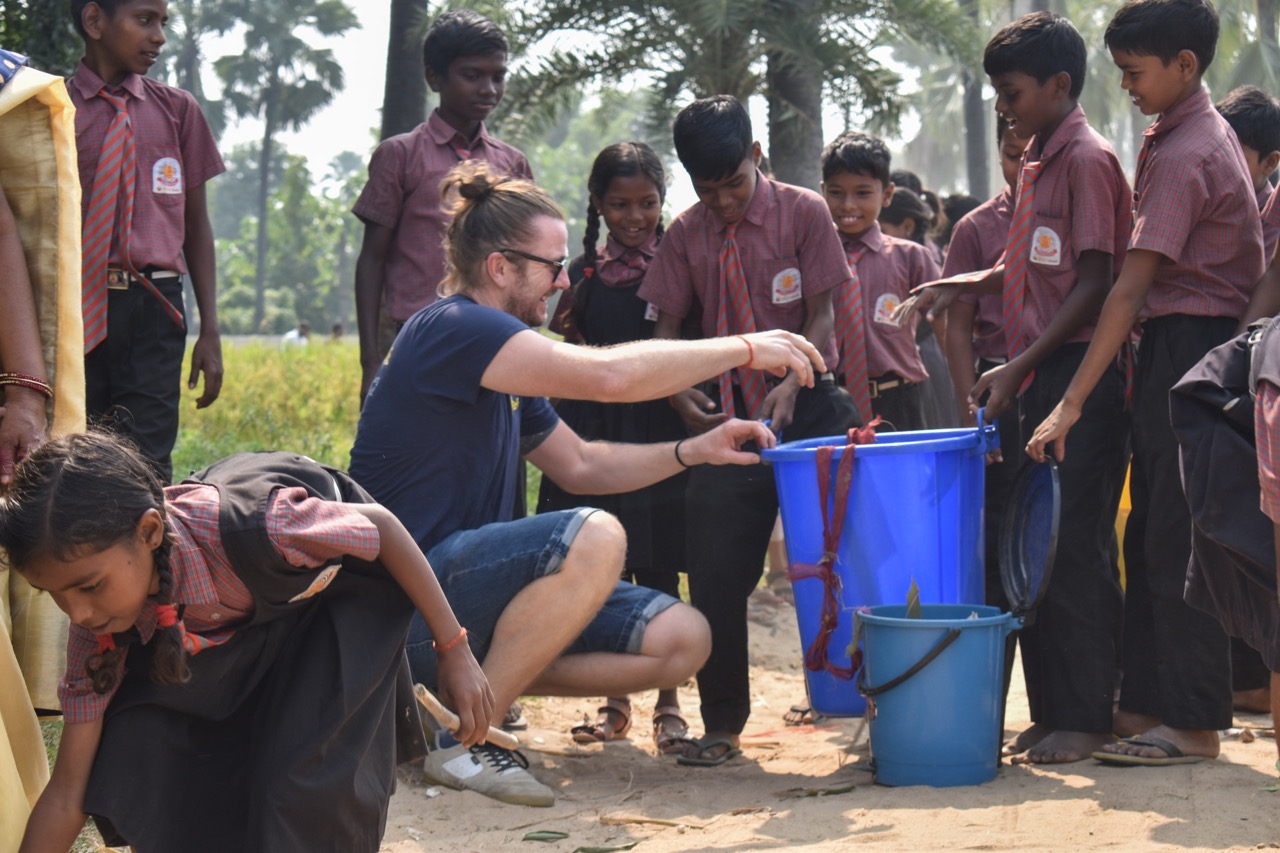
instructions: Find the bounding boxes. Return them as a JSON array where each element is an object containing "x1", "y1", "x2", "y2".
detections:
[
  {"x1": 380, "y1": 0, "x2": 429, "y2": 140},
  {"x1": 155, "y1": 0, "x2": 237, "y2": 139},
  {"x1": 214, "y1": 0, "x2": 359, "y2": 330},
  {"x1": 507, "y1": 0, "x2": 976, "y2": 188}
]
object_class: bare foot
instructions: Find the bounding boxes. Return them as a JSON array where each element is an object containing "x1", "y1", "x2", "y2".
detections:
[
  {"x1": 1233, "y1": 688, "x2": 1272, "y2": 714},
  {"x1": 1112, "y1": 709, "x2": 1160, "y2": 738},
  {"x1": 1011, "y1": 730, "x2": 1113, "y2": 764},
  {"x1": 1003, "y1": 722, "x2": 1051, "y2": 756},
  {"x1": 1096, "y1": 725, "x2": 1219, "y2": 760}
]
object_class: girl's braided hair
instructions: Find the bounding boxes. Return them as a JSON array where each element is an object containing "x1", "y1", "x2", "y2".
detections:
[{"x1": 0, "y1": 431, "x2": 189, "y2": 692}]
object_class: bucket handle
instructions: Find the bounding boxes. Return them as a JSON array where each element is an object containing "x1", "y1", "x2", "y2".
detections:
[
  {"x1": 973, "y1": 406, "x2": 1000, "y2": 457},
  {"x1": 856, "y1": 627, "x2": 962, "y2": 698}
]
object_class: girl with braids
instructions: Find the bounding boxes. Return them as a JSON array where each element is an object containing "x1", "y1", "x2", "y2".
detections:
[
  {"x1": 538, "y1": 142, "x2": 695, "y2": 756},
  {"x1": 1, "y1": 431, "x2": 492, "y2": 852}
]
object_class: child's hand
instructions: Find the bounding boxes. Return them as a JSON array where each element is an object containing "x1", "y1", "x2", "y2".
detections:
[
  {"x1": 669, "y1": 387, "x2": 727, "y2": 434},
  {"x1": 910, "y1": 281, "x2": 959, "y2": 323},
  {"x1": 1026, "y1": 399, "x2": 1080, "y2": 463},
  {"x1": 967, "y1": 360, "x2": 1028, "y2": 424},
  {"x1": 436, "y1": 642, "x2": 495, "y2": 748},
  {"x1": 759, "y1": 375, "x2": 800, "y2": 433}
]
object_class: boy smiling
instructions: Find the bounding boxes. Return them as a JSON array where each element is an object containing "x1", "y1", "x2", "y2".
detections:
[{"x1": 1028, "y1": 0, "x2": 1265, "y2": 767}]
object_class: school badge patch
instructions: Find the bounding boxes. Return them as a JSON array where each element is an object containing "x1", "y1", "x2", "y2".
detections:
[
  {"x1": 771, "y1": 268, "x2": 802, "y2": 304},
  {"x1": 152, "y1": 157, "x2": 183, "y2": 194},
  {"x1": 1030, "y1": 226, "x2": 1061, "y2": 266}
]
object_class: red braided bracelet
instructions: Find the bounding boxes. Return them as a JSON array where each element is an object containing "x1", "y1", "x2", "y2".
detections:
[
  {"x1": 735, "y1": 334, "x2": 754, "y2": 367},
  {"x1": 433, "y1": 626, "x2": 468, "y2": 652}
]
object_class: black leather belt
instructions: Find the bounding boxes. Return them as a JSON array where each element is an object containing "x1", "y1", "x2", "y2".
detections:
[
  {"x1": 869, "y1": 373, "x2": 913, "y2": 398},
  {"x1": 106, "y1": 268, "x2": 182, "y2": 290}
]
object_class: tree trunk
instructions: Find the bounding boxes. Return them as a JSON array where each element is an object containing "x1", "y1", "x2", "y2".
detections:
[
  {"x1": 958, "y1": 0, "x2": 989, "y2": 199},
  {"x1": 254, "y1": 88, "x2": 277, "y2": 332},
  {"x1": 1261, "y1": 0, "x2": 1278, "y2": 44},
  {"x1": 380, "y1": 0, "x2": 429, "y2": 140},
  {"x1": 765, "y1": 27, "x2": 823, "y2": 190}
]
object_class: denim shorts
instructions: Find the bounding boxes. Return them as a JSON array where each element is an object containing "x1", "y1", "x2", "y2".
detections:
[{"x1": 405, "y1": 508, "x2": 681, "y2": 689}]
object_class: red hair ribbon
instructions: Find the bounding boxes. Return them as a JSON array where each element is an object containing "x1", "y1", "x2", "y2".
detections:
[
  {"x1": 95, "y1": 633, "x2": 116, "y2": 654},
  {"x1": 156, "y1": 603, "x2": 180, "y2": 628}
]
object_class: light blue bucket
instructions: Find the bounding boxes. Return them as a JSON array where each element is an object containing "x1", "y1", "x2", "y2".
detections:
[
  {"x1": 761, "y1": 422, "x2": 998, "y2": 716},
  {"x1": 857, "y1": 603, "x2": 1019, "y2": 787}
]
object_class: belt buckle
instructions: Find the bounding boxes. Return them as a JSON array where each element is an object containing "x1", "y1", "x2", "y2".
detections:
[{"x1": 106, "y1": 270, "x2": 129, "y2": 290}]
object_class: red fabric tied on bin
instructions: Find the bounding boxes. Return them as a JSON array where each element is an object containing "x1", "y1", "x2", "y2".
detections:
[{"x1": 788, "y1": 419, "x2": 880, "y2": 679}]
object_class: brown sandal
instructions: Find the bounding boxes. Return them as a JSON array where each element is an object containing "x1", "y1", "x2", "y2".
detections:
[
  {"x1": 652, "y1": 705, "x2": 695, "y2": 755},
  {"x1": 570, "y1": 698, "x2": 633, "y2": 743}
]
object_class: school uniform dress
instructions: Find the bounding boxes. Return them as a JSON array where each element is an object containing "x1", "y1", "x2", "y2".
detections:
[
  {"x1": 1000, "y1": 105, "x2": 1133, "y2": 734},
  {"x1": 352, "y1": 109, "x2": 533, "y2": 325},
  {"x1": 843, "y1": 223, "x2": 937, "y2": 431},
  {"x1": 69, "y1": 62, "x2": 224, "y2": 483},
  {"x1": 1262, "y1": 182, "x2": 1280, "y2": 264},
  {"x1": 639, "y1": 174, "x2": 860, "y2": 736},
  {"x1": 942, "y1": 189, "x2": 1018, "y2": 610},
  {"x1": 1122, "y1": 86, "x2": 1265, "y2": 730},
  {"x1": 68, "y1": 455, "x2": 424, "y2": 852},
  {"x1": 537, "y1": 235, "x2": 687, "y2": 593}
]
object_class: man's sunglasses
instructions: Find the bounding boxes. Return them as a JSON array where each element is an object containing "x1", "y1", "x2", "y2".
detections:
[{"x1": 497, "y1": 248, "x2": 566, "y2": 280}]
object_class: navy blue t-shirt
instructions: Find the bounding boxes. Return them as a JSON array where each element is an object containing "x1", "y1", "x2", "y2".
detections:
[{"x1": 349, "y1": 295, "x2": 559, "y2": 551}]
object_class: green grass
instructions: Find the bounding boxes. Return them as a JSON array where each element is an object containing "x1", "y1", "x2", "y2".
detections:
[{"x1": 173, "y1": 340, "x2": 363, "y2": 479}]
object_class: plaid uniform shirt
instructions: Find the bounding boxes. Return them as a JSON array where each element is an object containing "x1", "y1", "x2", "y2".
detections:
[
  {"x1": 1132, "y1": 87, "x2": 1265, "y2": 319},
  {"x1": 639, "y1": 174, "x2": 846, "y2": 369},
  {"x1": 1261, "y1": 183, "x2": 1279, "y2": 264},
  {"x1": 845, "y1": 223, "x2": 937, "y2": 382},
  {"x1": 352, "y1": 110, "x2": 533, "y2": 323},
  {"x1": 68, "y1": 62, "x2": 225, "y2": 273},
  {"x1": 59, "y1": 484, "x2": 381, "y2": 723},
  {"x1": 1007, "y1": 106, "x2": 1130, "y2": 348},
  {"x1": 944, "y1": 188, "x2": 1013, "y2": 361},
  {"x1": 1257, "y1": 380, "x2": 1280, "y2": 524}
]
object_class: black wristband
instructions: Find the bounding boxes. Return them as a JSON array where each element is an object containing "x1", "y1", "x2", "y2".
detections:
[{"x1": 674, "y1": 438, "x2": 692, "y2": 468}]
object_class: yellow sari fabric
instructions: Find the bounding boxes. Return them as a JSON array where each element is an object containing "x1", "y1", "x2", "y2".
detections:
[{"x1": 0, "y1": 62, "x2": 84, "y2": 852}]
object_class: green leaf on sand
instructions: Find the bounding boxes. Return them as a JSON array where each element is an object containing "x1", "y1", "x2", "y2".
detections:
[
  {"x1": 572, "y1": 843, "x2": 640, "y2": 853},
  {"x1": 523, "y1": 830, "x2": 571, "y2": 842}
]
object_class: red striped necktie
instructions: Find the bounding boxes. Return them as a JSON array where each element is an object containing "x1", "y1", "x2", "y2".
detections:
[
  {"x1": 716, "y1": 222, "x2": 768, "y2": 419},
  {"x1": 1000, "y1": 159, "x2": 1044, "y2": 364},
  {"x1": 837, "y1": 243, "x2": 872, "y2": 423},
  {"x1": 81, "y1": 87, "x2": 184, "y2": 353}
]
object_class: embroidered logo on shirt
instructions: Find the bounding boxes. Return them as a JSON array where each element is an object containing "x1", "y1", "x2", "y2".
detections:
[
  {"x1": 873, "y1": 293, "x2": 901, "y2": 325},
  {"x1": 771, "y1": 268, "x2": 803, "y2": 304},
  {"x1": 1029, "y1": 226, "x2": 1061, "y2": 266},
  {"x1": 152, "y1": 157, "x2": 182, "y2": 194},
  {"x1": 287, "y1": 564, "x2": 340, "y2": 603},
  {"x1": 644, "y1": 302, "x2": 660, "y2": 322}
]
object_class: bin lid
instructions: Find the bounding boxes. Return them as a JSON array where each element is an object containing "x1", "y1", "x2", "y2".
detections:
[{"x1": 998, "y1": 460, "x2": 1060, "y2": 621}]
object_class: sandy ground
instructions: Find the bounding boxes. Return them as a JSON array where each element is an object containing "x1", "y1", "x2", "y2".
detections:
[{"x1": 380, "y1": 593, "x2": 1280, "y2": 853}]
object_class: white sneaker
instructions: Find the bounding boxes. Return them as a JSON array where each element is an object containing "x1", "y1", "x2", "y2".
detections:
[{"x1": 423, "y1": 732, "x2": 555, "y2": 807}]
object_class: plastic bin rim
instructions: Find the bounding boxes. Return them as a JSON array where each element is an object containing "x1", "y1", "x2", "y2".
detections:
[
  {"x1": 761, "y1": 428, "x2": 985, "y2": 460},
  {"x1": 859, "y1": 603, "x2": 1014, "y2": 628}
]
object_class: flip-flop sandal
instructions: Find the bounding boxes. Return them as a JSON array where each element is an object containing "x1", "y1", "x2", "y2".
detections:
[
  {"x1": 676, "y1": 736, "x2": 742, "y2": 767},
  {"x1": 502, "y1": 701, "x2": 528, "y2": 732},
  {"x1": 652, "y1": 705, "x2": 696, "y2": 755},
  {"x1": 570, "y1": 698, "x2": 633, "y2": 744},
  {"x1": 783, "y1": 704, "x2": 825, "y2": 726},
  {"x1": 1091, "y1": 735, "x2": 1212, "y2": 767}
]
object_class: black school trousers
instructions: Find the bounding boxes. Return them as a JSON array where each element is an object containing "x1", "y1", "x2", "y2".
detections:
[
  {"x1": 686, "y1": 379, "x2": 859, "y2": 736},
  {"x1": 1120, "y1": 314, "x2": 1235, "y2": 730},
  {"x1": 1016, "y1": 343, "x2": 1129, "y2": 733},
  {"x1": 85, "y1": 276, "x2": 186, "y2": 483}
]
